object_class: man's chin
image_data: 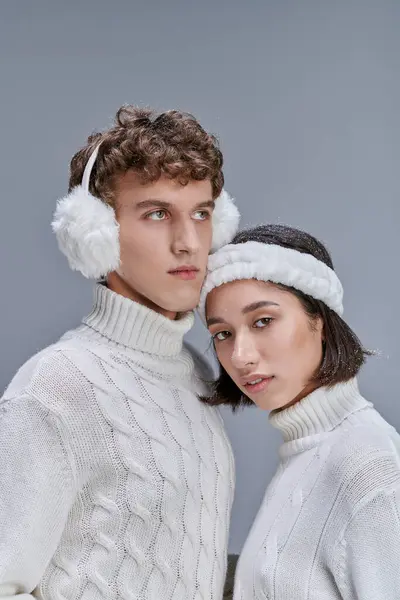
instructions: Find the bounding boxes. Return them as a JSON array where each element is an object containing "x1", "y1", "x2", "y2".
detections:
[{"x1": 160, "y1": 292, "x2": 201, "y2": 315}]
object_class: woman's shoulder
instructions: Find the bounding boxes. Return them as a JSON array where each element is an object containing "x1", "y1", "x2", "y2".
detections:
[{"x1": 327, "y1": 412, "x2": 400, "y2": 508}]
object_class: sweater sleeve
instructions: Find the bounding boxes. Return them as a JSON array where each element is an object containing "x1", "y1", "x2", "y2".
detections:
[
  {"x1": 336, "y1": 486, "x2": 400, "y2": 600},
  {"x1": 0, "y1": 396, "x2": 77, "y2": 599}
]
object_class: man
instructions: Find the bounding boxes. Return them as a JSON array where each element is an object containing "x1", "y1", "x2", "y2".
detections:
[{"x1": 0, "y1": 105, "x2": 239, "y2": 600}]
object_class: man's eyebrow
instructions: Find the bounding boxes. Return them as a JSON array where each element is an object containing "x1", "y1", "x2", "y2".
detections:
[
  {"x1": 135, "y1": 199, "x2": 172, "y2": 210},
  {"x1": 242, "y1": 301, "x2": 280, "y2": 314},
  {"x1": 135, "y1": 199, "x2": 215, "y2": 210},
  {"x1": 195, "y1": 199, "x2": 215, "y2": 209}
]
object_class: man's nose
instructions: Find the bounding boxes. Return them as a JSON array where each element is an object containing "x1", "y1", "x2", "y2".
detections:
[{"x1": 171, "y1": 219, "x2": 200, "y2": 255}]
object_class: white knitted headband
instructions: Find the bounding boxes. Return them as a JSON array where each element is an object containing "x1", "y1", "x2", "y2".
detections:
[
  {"x1": 198, "y1": 240, "x2": 344, "y2": 320},
  {"x1": 51, "y1": 143, "x2": 240, "y2": 279}
]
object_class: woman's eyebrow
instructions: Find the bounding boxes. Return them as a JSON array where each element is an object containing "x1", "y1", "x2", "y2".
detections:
[
  {"x1": 242, "y1": 301, "x2": 280, "y2": 314},
  {"x1": 207, "y1": 301, "x2": 279, "y2": 327}
]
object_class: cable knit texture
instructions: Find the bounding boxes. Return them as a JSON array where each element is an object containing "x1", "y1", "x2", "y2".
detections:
[
  {"x1": 233, "y1": 379, "x2": 400, "y2": 600},
  {"x1": 0, "y1": 284, "x2": 235, "y2": 600}
]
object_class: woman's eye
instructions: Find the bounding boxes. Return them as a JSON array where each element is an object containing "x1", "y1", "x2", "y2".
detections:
[
  {"x1": 213, "y1": 331, "x2": 230, "y2": 341},
  {"x1": 193, "y1": 210, "x2": 211, "y2": 221},
  {"x1": 254, "y1": 317, "x2": 272, "y2": 328},
  {"x1": 147, "y1": 210, "x2": 167, "y2": 221}
]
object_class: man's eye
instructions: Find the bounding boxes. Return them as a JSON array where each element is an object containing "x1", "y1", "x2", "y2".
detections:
[
  {"x1": 147, "y1": 210, "x2": 167, "y2": 220},
  {"x1": 193, "y1": 210, "x2": 211, "y2": 221}
]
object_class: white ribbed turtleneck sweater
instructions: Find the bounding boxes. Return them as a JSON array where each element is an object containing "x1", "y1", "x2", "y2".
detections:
[
  {"x1": 234, "y1": 379, "x2": 400, "y2": 600},
  {"x1": 0, "y1": 284, "x2": 235, "y2": 600}
]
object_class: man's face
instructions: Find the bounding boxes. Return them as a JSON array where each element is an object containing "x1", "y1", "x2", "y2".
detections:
[{"x1": 109, "y1": 171, "x2": 214, "y2": 318}]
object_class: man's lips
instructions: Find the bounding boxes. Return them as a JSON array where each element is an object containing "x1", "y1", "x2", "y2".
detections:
[{"x1": 168, "y1": 266, "x2": 200, "y2": 280}]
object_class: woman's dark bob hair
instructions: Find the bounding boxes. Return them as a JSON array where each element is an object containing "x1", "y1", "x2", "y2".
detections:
[{"x1": 206, "y1": 224, "x2": 371, "y2": 411}]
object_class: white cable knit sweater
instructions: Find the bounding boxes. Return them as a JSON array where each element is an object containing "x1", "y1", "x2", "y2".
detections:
[
  {"x1": 0, "y1": 284, "x2": 235, "y2": 600},
  {"x1": 233, "y1": 379, "x2": 400, "y2": 600}
]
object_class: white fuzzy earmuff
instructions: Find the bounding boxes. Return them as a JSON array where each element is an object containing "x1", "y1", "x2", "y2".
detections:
[
  {"x1": 52, "y1": 144, "x2": 240, "y2": 279},
  {"x1": 210, "y1": 189, "x2": 240, "y2": 253}
]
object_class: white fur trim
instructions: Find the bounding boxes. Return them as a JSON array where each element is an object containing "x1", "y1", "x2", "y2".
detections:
[
  {"x1": 52, "y1": 185, "x2": 120, "y2": 279},
  {"x1": 211, "y1": 190, "x2": 240, "y2": 252},
  {"x1": 198, "y1": 241, "x2": 344, "y2": 321}
]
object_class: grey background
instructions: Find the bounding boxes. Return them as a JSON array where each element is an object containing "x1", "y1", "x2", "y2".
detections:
[{"x1": 0, "y1": 0, "x2": 399, "y2": 553}]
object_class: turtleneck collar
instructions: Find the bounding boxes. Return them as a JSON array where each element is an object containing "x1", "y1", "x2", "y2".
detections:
[
  {"x1": 269, "y1": 378, "x2": 372, "y2": 455},
  {"x1": 82, "y1": 283, "x2": 195, "y2": 357}
]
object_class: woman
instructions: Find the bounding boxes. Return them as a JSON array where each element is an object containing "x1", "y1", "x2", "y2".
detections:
[{"x1": 199, "y1": 224, "x2": 400, "y2": 600}]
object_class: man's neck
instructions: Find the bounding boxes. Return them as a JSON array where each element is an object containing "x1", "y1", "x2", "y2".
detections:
[
  {"x1": 106, "y1": 271, "x2": 178, "y2": 320},
  {"x1": 82, "y1": 283, "x2": 195, "y2": 356}
]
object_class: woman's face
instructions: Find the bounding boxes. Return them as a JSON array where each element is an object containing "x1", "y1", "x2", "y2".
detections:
[{"x1": 206, "y1": 279, "x2": 324, "y2": 411}]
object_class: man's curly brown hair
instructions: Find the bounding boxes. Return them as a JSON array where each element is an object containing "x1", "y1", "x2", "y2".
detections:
[{"x1": 69, "y1": 105, "x2": 224, "y2": 206}]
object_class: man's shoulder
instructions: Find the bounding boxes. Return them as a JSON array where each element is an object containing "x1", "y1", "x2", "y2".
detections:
[
  {"x1": 183, "y1": 341, "x2": 215, "y2": 382},
  {"x1": 1, "y1": 336, "x2": 110, "y2": 483},
  {"x1": 182, "y1": 341, "x2": 218, "y2": 400},
  {"x1": 2, "y1": 335, "x2": 97, "y2": 406}
]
